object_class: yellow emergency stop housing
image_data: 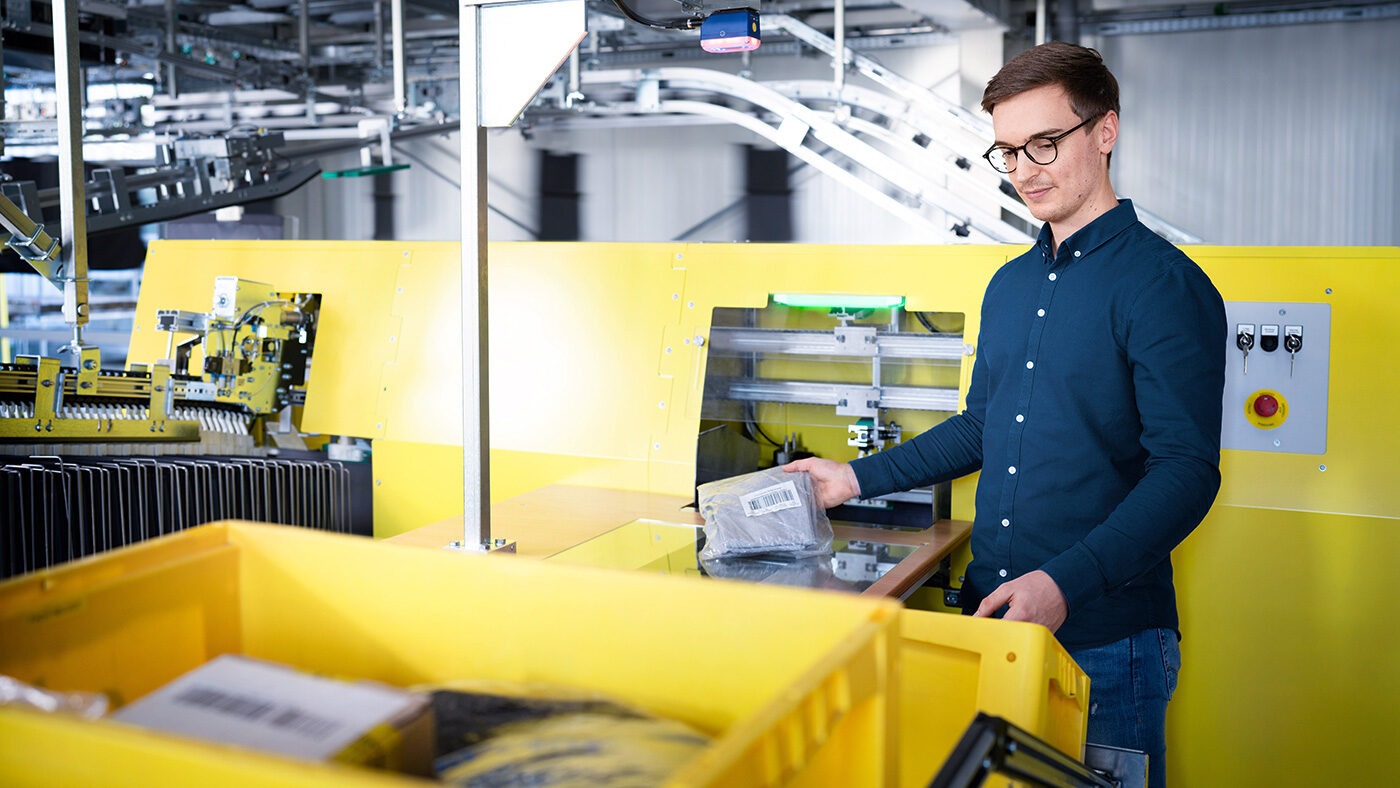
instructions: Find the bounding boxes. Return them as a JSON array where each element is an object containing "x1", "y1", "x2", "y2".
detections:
[{"x1": 1244, "y1": 388, "x2": 1288, "y2": 429}]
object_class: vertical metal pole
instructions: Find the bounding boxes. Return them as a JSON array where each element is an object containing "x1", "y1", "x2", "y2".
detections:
[
  {"x1": 1054, "y1": 0, "x2": 1080, "y2": 43},
  {"x1": 833, "y1": 0, "x2": 846, "y2": 98},
  {"x1": 164, "y1": 0, "x2": 178, "y2": 98},
  {"x1": 53, "y1": 0, "x2": 88, "y2": 338},
  {"x1": 1035, "y1": 0, "x2": 1048, "y2": 45},
  {"x1": 300, "y1": 0, "x2": 318, "y2": 123},
  {"x1": 459, "y1": 4, "x2": 490, "y2": 548},
  {"x1": 373, "y1": 0, "x2": 386, "y2": 73},
  {"x1": 0, "y1": 26, "x2": 6, "y2": 158},
  {"x1": 566, "y1": 45, "x2": 580, "y2": 107},
  {"x1": 392, "y1": 0, "x2": 408, "y2": 114},
  {"x1": 299, "y1": 0, "x2": 311, "y2": 72}
]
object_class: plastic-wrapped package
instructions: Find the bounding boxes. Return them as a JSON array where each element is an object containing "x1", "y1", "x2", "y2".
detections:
[
  {"x1": 699, "y1": 554, "x2": 848, "y2": 591},
  {"x1": 428, "y1": 685, "x2": 710, "y2": 787},
  {"x1": 0, "y1": 674, "x2": 109, "y2": 719},
  {"x1": 436, "y1": 712, "x2": 708, "y2": 787},
  {"x1": 697, "y1": 468, "x2": 833, "y2": 561}
]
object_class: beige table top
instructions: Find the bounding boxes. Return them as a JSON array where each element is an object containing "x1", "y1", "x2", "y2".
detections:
[{"x1": 386, "y1": 484, "x2": 971, "y2": 599}]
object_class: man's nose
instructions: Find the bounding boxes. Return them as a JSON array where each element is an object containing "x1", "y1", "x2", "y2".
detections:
[{"x1": 1015, "y1": 156, "x2": 1046, "y2": 184}]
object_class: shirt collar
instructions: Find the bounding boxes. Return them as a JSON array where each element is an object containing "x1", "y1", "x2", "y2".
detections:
[{"x1": 1035, "y1": 199, "x2": 1139, "y2": 264}]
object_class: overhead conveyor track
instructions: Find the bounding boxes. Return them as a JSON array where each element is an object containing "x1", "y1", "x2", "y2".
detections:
[
  {"x1": 580, "y1": 66, "x2": 1035, "y2": 243},
  {"x1": 560, "y1": 13, "x2": 1198, "y2": 245}
]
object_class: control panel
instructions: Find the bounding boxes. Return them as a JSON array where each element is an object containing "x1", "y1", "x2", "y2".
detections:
[{"x1": 1221, "y1": 301, "x2": 1330, "y2": 454}]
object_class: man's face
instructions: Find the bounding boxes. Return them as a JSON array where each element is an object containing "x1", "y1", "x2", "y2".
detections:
[{"x1": 990, "y1": 84, "x2": 1115, "y2": 232}]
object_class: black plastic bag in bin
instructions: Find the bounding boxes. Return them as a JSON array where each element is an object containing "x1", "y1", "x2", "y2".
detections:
[{"x1": 697, "y1": 468, "x2": 833, "y2": 561}]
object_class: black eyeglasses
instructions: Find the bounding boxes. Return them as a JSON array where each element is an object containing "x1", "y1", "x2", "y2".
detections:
[{"x1": 982, "y1": 114, "x2": 1102, "y2": 174}]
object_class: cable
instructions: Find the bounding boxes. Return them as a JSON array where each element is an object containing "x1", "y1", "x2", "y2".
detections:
[
  {"x1": 233, "y1": 299, "x2": 293, "y2": 329},
  {"x1": 609, "y1": 0, "x2": 703, "y2": 30},
  {"x1": 915, "y1": 311, "x2": 939, "y2": 333},
  {"x1": 744, "y1": 403, "x2": 784, "y2": 447}
]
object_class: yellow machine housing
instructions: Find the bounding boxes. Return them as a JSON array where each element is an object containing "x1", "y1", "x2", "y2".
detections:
[
  {"x1": 1, "y1": 275, "x2": 319, "y2": 451},
  {"x1": 18, "y1": 239, "x2": 1395, "y2": 785}
]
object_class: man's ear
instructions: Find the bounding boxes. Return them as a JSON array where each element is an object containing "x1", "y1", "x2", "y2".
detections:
[{"x1": 1099, "y1": 110, "x2": 1120, "y2": 154}]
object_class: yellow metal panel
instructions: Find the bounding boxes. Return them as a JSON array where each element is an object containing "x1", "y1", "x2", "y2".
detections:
[
  {"x1": 1190, "y1": 246, "x2": 1400, "y2": 517},
  {"x1": 132, "y1": 241, "x2": 415, "y2": 440},
  {"x1": 125, "y1": 239, "x2": 1400, "y2": 783},
  {"x1": 546, "y1": 518, "x2": 701, "y2": 575},
  {"x1": 1171, "y1": 507, "x2": 1400, "y2": 786},
  {"x1": 370, "y1": 442, "x2": 625, "y2": 538}
]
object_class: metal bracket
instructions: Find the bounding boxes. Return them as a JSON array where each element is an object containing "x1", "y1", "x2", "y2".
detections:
[
  {"x1": 833, "y1": 325, "x2": 879, "y2": 356},
  {"x1": 835, "y1": 386, "x2": 880, "y2": 417}
]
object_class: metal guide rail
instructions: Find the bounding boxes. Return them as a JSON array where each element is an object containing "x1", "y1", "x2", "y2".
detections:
[
  {"x1": 1, "y1": 455, "x2": 354, "y2": 581},
  {"x1": 721, "y1": 378, "x2": 960, "y2": 413},
  {"x1": 707, "y1": 324, "x2": 967, "y2": 414},
  {"x1": 708, "y1": 326, "x2": 967, "y2": 360},
  {"x1": 0, "y1": 357, "x2": 201, "y2": 442}
]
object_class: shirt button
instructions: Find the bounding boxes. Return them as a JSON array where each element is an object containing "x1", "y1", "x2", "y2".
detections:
[
  {"x1": 1001, "y1": 518, "x2": 1010, "y2": 527},
  {"x1": 1073, "y1": 250, "x2": 1082, "y2": 258},
  {"x1": 1048, "y1": 272, "x2": 1058, "y2": 281},
  {"x1": 1008, "y1": 466, "x2": 1017, "y2": 475},
  {"x1": 1037, "y1": 308, "x2": 1046, "y2": 317},
  {"x1": 999, "y1": 569, "x2": 1008, "y2": 578},
  {"x1": 1026, "y1": 360, "x2": 1035, "y2": 369},
  {"x1": 1016, "y1": 414, "x2": 1025, "y2": 423}
]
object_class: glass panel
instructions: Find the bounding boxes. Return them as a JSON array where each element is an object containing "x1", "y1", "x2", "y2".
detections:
[
  {"x1": 547, "y1": 518, "x2": 921, "y2": 594},
  {"x1": 697, "y1": 300, "x2": 965, "y2": 526}
]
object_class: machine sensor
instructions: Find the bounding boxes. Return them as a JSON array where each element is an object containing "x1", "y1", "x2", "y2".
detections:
[{"x1": 701, "y1": 8, "x2": 761, "y2": 53}]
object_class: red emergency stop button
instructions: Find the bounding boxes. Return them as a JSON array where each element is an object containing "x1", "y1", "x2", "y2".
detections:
[
  {"x1": 1253, "y1": 394, "x2": 1279, "y2": 418},
  {"x1": 1245, "y1": 389, "x2": 1288, "y2": 430}
]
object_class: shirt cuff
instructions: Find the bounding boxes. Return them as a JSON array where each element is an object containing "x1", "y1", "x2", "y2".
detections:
[
  {"x1": 1040, "y1": 543, "x2": 1108, "y2": 614},
  {"x1": 849, "y1": 454, "x2": 886, "y2": 500}
]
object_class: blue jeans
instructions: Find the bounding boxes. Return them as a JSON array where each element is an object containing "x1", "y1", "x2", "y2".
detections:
[{"x1": 1068, "y1": 628, "x2": 1181, "y2": 788}]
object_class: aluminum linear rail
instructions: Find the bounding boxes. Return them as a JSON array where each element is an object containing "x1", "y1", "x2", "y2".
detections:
[
  {"x1": 709, "y1": 326, "x2": 967, "y2": 360},
  {"x1": 723, "y1": 378, "x2": 960, "y2": 412}
]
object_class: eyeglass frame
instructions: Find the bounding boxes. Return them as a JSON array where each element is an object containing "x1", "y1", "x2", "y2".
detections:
[{"x1": 981, "y1": 113, "x2": 1103, "y2": 174}]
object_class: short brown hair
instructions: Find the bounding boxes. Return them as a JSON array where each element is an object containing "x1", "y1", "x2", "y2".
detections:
[{"x1": 981, "y1": 42, "x2": 1120, "y2": 122}]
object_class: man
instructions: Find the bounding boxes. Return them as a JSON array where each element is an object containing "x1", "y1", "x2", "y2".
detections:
[{"x1": 787, "y1": 42, "x2": 1224, "y2": 786}]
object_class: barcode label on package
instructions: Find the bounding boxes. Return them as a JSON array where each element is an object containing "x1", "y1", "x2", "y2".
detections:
[
  {"x1": 739, "y1": 480, "x2": 802, "y2": 517},
  {"x1": 174, "y1": 686, "x2": 342, "y2": 741},
  {"x1": 111, "y1": 654, "x2": 424, "y2": 762}
]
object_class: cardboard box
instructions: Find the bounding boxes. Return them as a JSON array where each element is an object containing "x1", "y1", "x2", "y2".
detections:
[{"x1": 111, "y1": 655, "x2": 433, "y2": 776}]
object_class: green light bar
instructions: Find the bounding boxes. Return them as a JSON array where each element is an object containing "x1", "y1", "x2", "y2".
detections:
[
  {"x1": 321, "y1": 164, "x2": 411, "y2": 179},
  {"x1": 771, "y1": 293, "x2": 905, "y2": 310}
]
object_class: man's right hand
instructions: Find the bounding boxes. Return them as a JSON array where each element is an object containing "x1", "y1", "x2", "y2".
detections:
[{"x1": 782, "y1": 457, "x2": 861, "y2": 509}]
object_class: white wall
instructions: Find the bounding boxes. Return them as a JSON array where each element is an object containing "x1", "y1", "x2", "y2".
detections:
[{"x1": 1095, "y1": 19, "x2": 1400, "y2": 245}]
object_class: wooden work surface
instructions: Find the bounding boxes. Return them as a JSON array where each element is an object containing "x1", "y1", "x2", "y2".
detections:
[{"x1": 386, "y1": 484, "x2": 971, "y2": 599}]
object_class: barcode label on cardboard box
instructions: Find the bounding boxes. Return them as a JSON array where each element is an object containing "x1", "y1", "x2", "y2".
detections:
[
  {"x1": 112, "y1": 655, "x2": 423, "y2": 762},
  {"x1": 174, "y1": 686, "x2": 343, "y2": 741},
  {"x1": 739, "y1": 481, "x2": 801, "y2": 517}
]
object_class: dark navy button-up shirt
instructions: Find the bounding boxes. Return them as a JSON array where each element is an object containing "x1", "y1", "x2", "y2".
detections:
[{"x1": 852, "y1": 200, "x2": 1226, "y2": 650}]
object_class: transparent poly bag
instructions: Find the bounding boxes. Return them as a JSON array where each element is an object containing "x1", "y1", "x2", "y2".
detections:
[
  {"x1": 699, "y1": 554, "x2": 848, "y2": 591},
  {"x1": 425, "y1": 682, "x2": 710, "y2": 786},
  {"x1": 0, "y1": 674, "x2": 109, "y2": 719},
  {"x1": 697, "y1": 468, "x2": 833, "y2": 561}
]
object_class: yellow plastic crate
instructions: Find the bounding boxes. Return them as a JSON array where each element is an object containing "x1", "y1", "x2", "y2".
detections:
[
  {"x1": 0, "y1": 522, "x2": 901, "y2": 787},
  {"x1": 898, "y1": 610, "x2": 1090, "y2": 787}
]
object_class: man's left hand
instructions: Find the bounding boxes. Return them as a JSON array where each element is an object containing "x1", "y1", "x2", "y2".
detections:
[{"x1": 972, "y1": 570, "x2": 1068, "y2": 633}]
